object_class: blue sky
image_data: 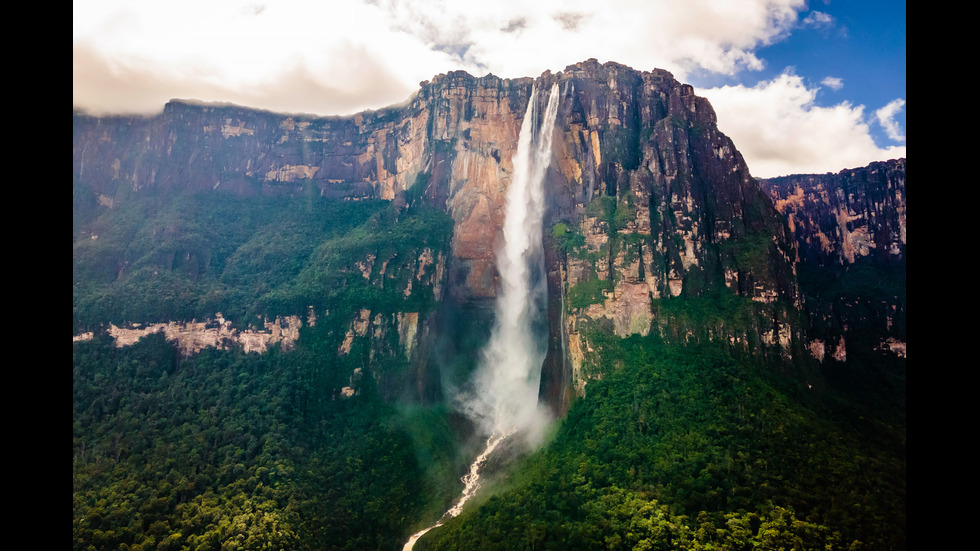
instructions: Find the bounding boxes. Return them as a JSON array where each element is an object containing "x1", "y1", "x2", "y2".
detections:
[
  {"x1": 740, "y1": 0, "x2": 906, "y2": 147},
  {"x1": 73, "y1": 0, "x2": 905, "y2": 177},
  {"x1": 684, "y1": 0, "x2": 906, "y2": 174}
]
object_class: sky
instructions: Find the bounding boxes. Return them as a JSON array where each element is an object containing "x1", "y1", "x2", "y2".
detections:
[{"x1": 73, "y1": 0, "x2": 905, "y2": 178}]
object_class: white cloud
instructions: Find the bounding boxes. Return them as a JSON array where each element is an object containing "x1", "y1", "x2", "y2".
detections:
[
  {"x1": 74, "y1": 0, "x2": 808, "y2": 115},
  {"x1": 875, "y1": 99, "x2": 906, "y2": 142},
  {"x1": 821, "y1": 76, "x2": 843, "y2": 90},
  {"x1": 74, "y1": 0, "x2": 905, "y2": 175},
  {"x1": 801, "y1": 10, "x2": 835, "y2": 28},
  {"x1": 703, "y1": 74, "x2": 906, "y2": 178},
  {"x1": 73, "y1": 0, "x2": 451, "y2": 115}
]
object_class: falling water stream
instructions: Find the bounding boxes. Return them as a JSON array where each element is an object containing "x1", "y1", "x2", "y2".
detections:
[{"x1": 402, "y1": 82, "x2": 561, "y2": 550}]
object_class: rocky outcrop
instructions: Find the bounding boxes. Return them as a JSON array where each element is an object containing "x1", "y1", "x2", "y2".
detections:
[
  {"x1": 101, "y1": 315, "x2": 303, "y2": 356},
  {"x1": 759, "y1": 159, "x2": 906, "y2": 267},
  {"x1": 759, "y1": 159, "x2": 907, "y2": 364},
  {"x1": 534, "y1": 61, "x2": 801, "y2": 393}
]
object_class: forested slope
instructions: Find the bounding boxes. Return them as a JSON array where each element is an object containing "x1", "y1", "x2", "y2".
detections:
[
  {"x1": 417, "y1": 329, "x2": 905, "y2": 550},
  {"x1": 74, "y1": 191, "x2": 467, "y2": 551}
]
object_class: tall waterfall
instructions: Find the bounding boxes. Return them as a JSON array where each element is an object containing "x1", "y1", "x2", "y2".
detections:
[
  {"x1": 403, "y1": 82, "x2": 560, "y2": 550},
  {"x1": 466, "y1": 80, "x2": 560, "y2": 441}
]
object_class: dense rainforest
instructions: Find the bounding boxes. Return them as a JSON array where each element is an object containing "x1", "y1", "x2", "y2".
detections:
[
  {"x1": 73, "y1": 189, "x2": 905, "y2": 551},
  {"x1": 416, "y1": 326, "x2": 905, "y2": 550},
  {"x1": 74, "y1": 190, "x2": 468, "y2": 550}
]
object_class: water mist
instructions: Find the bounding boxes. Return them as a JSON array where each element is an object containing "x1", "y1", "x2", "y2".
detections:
[
  {"x1": 403, "y1": 82, "x2": 561, "y2": 550},
  {"x1": 465, "y1": 81, "x2": 560, "y2": 445}
]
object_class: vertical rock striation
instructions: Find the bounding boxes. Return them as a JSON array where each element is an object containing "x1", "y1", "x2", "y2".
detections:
[
  {"x1": 74, "y1": 60, "x2": 796, "y2": 309},
  {"x1": 758, "y1": 159, "x2": 906, "y2": 364},
  {"x1": 759, "y1": 159, "x2": 906, "y2": 267}
]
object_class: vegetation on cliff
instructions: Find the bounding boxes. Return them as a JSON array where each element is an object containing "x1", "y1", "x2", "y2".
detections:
[
  {"x1": 74, "y1": 188, "x2": 463, "y2": 551},
  {"x1": 74, "y1": 187, "x2": 452, "y2": 330}
]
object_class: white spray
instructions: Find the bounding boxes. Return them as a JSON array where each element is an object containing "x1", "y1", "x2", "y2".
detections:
[
  {"x1": 466, "y1": 80, "x2": 561, "y2": 442},
  {"x1": 403, "y1": 82, "x2": 561, "y2": 550}
]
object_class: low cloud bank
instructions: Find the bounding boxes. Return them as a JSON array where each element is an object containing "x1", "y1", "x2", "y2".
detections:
[{"x1": 704, "y1": 74, "x2": 906, "y2": 178}]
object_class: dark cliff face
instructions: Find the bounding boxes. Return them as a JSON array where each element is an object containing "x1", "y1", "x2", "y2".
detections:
[
  {"x1": 759, "y1": 159, "x2": 906, "y2": 268},
  {"x1": 546, "y1": 61, "x2": 797, "y2": 302},
  {"x1": 758, "y1": 159, "x2": 906, "y2": 365}
]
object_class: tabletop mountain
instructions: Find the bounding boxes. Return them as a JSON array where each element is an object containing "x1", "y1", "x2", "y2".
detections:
[{"x1": 73, "y1": 60, "x2": 905, "y2": 551}]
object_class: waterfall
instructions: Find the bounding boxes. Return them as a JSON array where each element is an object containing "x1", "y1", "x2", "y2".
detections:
[
  {"x1": 467, "y1": 80, "x2": 560, "y2": 441},
  {"x1": 403, "y1": 82, "x2": 560, "y2": 550}
]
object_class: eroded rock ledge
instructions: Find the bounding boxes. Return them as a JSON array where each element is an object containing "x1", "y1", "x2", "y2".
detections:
[{"x1": 74, "y1": 315, "x2": 303, "y2": 356}]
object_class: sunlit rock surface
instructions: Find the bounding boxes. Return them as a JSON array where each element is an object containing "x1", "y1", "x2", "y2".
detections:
[{"x1": 105, "y1": 315, "x2": 302, "y2": 356}]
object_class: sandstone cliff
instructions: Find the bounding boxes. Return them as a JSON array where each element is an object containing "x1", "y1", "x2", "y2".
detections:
[
  {"x1": 759, "y1": 159, "x2": 906, "y2": 267},
  {"x1": 74, "y1": 60, "x2": 903, "y2": 408},
  {"x1": 758, "y1": 159, "x2": 906, "y2": 365},
  {"x1": 74, "y1": 60, "x2": 795, "y2": 306}
]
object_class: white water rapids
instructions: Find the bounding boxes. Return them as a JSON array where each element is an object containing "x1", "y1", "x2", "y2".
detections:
[{"x1": 403, "y1": 82, "x2": 561, "y2": 550}]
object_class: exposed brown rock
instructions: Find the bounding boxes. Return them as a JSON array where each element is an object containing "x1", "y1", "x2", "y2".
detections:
[
  {"x1": 104, "y1": 315, "x2": 302, "y2": 356},
  {"x1": 759, "y1": 159, "x2": 906, "y2": 267}
]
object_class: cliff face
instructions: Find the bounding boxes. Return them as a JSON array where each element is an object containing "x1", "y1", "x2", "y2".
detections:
[
  {"x1": 759, "y1": 159, "x2": 906, "y2": 267},
  {"x1": 74, "y1": 72, "x2": 531, "y2": 305},
  {"x1": 74, "y1": 60, "x2": 901, "y2": 408},
  {"x1": 74, "y1": 60, "x2": 794, "y2": 304},
  {"x1": 757, "y1": 160, "x2": 906, "y2": 365}
]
